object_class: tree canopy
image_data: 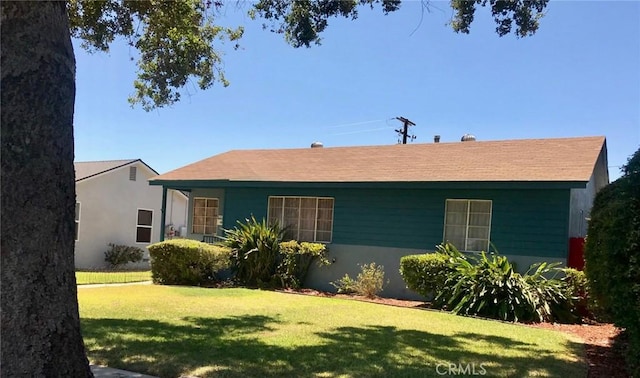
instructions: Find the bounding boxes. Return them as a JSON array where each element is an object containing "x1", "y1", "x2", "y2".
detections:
[{"x1": 67, "y1": 0, "x2": 549, "y2": 111}]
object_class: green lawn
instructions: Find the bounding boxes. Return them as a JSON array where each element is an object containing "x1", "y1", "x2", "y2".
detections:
[
  {"x1": 78, "y1": 286, "x2": 586, "y2": 378},
  {"x1": 76, "y1": 270, "x2": 151, "y2": 285}
]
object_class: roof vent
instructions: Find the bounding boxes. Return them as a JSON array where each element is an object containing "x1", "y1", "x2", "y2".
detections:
[
  {"x1": 461, "y1": 134, "x2": 476, "y2": 142},
  {"x1": 310, "y1": 141, "x2": 324, "y2": 148},
  {"x1": 434, "y1": 135, "x2": 441, "y2": 143}
]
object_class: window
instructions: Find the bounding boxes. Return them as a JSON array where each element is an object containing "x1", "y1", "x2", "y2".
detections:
[
  {"x1": 75, "y1": 202, "x2": 80, "y2": 241},
  {"x1": 192, "y1": 198, "x2": 219, "y2": 235},
  {"x1": 136, "y1": 209, "x2": 153, "y2": 243},
  {"x1": 129, "y1": 166, "x2": 137, "y2": 181},
  {"x1": 268, "y1": 196, "x2": 334, "y2": 243},
  {"x1": 443, "y1": 199, "x2": 492, "y2": 252}
]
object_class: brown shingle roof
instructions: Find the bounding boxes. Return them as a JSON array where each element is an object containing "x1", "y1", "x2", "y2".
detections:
[{"x1": 152, "y1": 136, "x2": 606, "y2": 183}]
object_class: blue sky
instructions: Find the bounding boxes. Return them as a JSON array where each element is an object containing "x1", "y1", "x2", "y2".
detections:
[{"x1": 73, "y1": 1, "x2": 639, "y2": 180}]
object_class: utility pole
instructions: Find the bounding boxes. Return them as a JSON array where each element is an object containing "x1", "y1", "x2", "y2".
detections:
[{"x1": 395, "y1": 116, "x2": 416, "y2": 144}]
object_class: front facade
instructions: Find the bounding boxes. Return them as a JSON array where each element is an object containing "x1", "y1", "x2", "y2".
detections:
[
  {"x1": 75, "y1": 159, "x2": 188, "y2": 269},
  {"x1": 151, "y1": 136, "x2": 608, "y2": 299}
]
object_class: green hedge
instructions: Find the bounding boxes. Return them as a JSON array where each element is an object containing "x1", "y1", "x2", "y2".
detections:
[
  {"x1": 148, "y1": 239, "x2": 231, "y2": 286},
  {"x1": 399, "y1": 253, "x2": 451, "y2": 300},
  {"x1": 584, "y1": 147, "x2": 640, "y2": 375}
]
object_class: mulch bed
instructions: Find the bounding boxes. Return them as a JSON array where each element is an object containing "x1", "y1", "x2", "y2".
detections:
[{"x1": 279, "y1": 288, "x2": 630, "y2": 377}]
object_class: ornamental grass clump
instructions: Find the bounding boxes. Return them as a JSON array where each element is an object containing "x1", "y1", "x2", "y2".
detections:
[
  {"x1": 224, "y1": 217, "x2": 329, "y2": 288},
  {"x1": 224, "y1": 216, "x2": 283, "y2": 287},
  {"x1": 401, "y1": 243, "x2": 578, "y2": 323}
]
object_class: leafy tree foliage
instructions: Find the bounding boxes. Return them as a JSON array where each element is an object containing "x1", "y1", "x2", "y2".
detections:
[
  {"x1": 66, "y1": 0, "x2": 551, "y2": 111},
  {"x1": 584, "y1": 147, "x2": 640, "y2": 375},
  {"x1": 252, "y1": 0, "x2": 401, "y2": 48},
  {"x1": 67, "y1": 0, "x2": 243, "y2": 111},
  {"x1": 253, "y1": 0, "x2": 549, "y2": 48},
  {"x1": 450, "y1": 0, "x2": 549, "y2": 37}
]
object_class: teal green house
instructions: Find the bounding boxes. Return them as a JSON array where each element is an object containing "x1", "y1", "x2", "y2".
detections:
[{"x1": 150, "y1": 136, "x2": 608, "y2": 299}]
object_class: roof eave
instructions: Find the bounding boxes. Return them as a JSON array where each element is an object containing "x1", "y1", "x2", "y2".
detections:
[{"x1": 149, "y1": 179, "x2": 588, "y2": 190}]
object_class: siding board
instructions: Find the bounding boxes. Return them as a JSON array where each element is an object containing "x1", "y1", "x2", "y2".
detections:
[{"x1": 218, "y1": 186, "x2": 570, "y2": 260}]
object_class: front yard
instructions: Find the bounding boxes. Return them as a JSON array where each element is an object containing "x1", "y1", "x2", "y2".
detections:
[{"x1": 78, "y1": 285, "x2": 586, "y2": 377}]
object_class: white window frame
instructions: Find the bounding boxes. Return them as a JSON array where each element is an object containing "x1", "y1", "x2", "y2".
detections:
[
  {"x1": 135, "y1": 208, "x2": 154, "y2": 244},
  {"x1": 267, "y1": 196, "x2": 334, "y2": 243},
  {"x1": 75, "y1": 201, "x2": 81, "y2": 242},
  {"x1": 443, "y1": 199, "x2": 492, "y2": 252},
  {"x1": 192, "y1": 197, "x2": 219, "y2": 235}
]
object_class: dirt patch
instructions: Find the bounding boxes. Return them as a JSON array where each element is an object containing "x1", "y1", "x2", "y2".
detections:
[
  {"x1": 279, "y1": 288, "x2": 629, "y2": 377},
  {"x1": 527, "y1": 322, "x2": 628, "y2": 378}
]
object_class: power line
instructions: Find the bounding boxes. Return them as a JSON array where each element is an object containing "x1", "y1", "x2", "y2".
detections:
[
  {"x1": 325, "y1": 119, "x2": 388, "y2": 129},
  {"x1": 332, "y1": 126, "x2": 396, "y2": 136},
  {"x1": 395, "y1": 116, "x2": 416, "y2": 144}
]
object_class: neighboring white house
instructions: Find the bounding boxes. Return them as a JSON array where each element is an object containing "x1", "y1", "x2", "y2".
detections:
[{"x1": 74, "y1": 159, "x2": 188, "y2": 269}]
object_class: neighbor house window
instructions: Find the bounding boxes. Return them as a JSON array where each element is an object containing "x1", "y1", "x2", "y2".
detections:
[
  {"x1": 443, "y1": 199, "x2": 492, "y2": 252},
  {"x1": 75, "y1": 202, "x2": 81, "y2": 241},
  {"x1": 192, "y1": 198, "x2": 219, "y2": 235},
  {"x1": 136, "y1": 209, "x2": 153, "y2": 243},
  {"x1": 268, "y1": 196, "x2": 334, "y2": 243},
  {"x1": 129, "y1": 166, "x2": 137, "y2": 181}
]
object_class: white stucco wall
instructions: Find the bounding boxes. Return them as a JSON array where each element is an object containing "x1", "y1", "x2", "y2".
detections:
[
  {"x1": 74, "y1": 162, "x2": 188, "y2": 269},
  {"x1": 165, "y1": 189, "x2": 189, "y2": 236},
  {"x1": 568, "y1": 145, "x2": 609, "y2": 237}
]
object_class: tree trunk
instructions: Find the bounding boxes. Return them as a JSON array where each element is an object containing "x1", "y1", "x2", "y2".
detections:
[{"x1": 1, "y1": 2, "x2": 93, "y2": 376}]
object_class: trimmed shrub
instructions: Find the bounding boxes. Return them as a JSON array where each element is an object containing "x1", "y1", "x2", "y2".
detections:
[
  {"x1": 148, "y1": 239, "x2": 231, "y2": 286},
  {"x1": 332, "y1": 263, "x2": 386, "y2": 298},
  {"x1": 400, "y1": 252, "x2": 452, "y2": 300},
  {"x1": 585, "y1": 146, "x2": 640, "y2": 375},
  {"x1": 278, "y1": 240, "x2": 329, "y2": 288},
  {"x1": 224, "y1": 216, "x2": 283, "y2": 287},
  {"x1": 104, "y1": 243, "x2": 144, "y2": 268}
]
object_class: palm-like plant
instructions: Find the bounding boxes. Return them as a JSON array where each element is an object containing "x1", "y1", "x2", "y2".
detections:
[{"x1": 224, "y1": 216, "x2": 284, "y2": 286}]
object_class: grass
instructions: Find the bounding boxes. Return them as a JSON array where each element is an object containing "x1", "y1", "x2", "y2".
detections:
[
  {"x1": 79, "y1": 285, "x2": 586, "y2": 378},
  {"x1": 76, "y1": 270, "x2": 151, "y2": 285}
]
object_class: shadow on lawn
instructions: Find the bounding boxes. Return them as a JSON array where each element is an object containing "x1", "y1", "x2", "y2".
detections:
[{"x1": 82, "y1": 316, "x2": 585, "y2": 377}]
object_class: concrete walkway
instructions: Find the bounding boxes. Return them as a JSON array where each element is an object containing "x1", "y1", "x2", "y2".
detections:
[
  {"x1": 91, "y1": 365, "x2": 158, "y2": 378},
  {"x1": 78, "y1": 281, "x2": 153, "y2": 289}
]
